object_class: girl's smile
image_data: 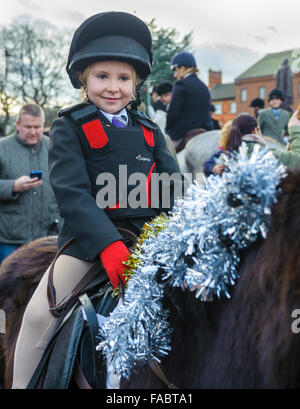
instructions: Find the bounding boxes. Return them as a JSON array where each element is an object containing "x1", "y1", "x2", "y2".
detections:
[{"x1": 85, "y1": 61, "x2": 135, "y2": 114}]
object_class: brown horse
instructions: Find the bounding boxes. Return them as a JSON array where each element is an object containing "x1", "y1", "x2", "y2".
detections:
[
  {"x1": 0, "y1": 237, "x2": 57, "y2": 389},
  {"x1": 1, "y1": 170, "x2": 300, "y2": 389}
]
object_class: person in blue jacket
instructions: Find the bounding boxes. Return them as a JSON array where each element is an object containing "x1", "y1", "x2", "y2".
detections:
[{"x1": 166, "y1": 51, "x2": 213, "y2": 152}]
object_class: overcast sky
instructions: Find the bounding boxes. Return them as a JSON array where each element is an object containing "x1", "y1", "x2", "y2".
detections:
[{"x1": 1, "y1": 0, "x2": 299, "y2": 84}]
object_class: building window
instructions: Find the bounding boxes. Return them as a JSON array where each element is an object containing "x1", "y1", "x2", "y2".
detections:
[
  {"x1": 259, "y1": 86, "x2": 265, "y2": 99},
  {"x1": 214, "y1": 103, "x2": 222, "y2": 114},
  {"x1": 241, "y1": 88, "x2": 247, "y2": 102},
  {"x1": 230, "y1": 102, "x2": 237, "y2": 113}
]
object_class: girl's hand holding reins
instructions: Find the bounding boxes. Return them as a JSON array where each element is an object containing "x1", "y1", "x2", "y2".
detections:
[{"x1": 100, "y1": 241, "x2": 130, "y2": 288}]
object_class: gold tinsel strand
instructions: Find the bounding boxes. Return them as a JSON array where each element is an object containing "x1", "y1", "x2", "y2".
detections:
[{"x1": 113, "y1": 213, "x2": 169, "y2": 297}]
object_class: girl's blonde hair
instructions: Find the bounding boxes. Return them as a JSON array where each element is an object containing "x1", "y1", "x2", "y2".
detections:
[
  {"x1": 78, "y1": 63, "x2": 139, "y2": 103},
  {"x1": 184, "y1": 66, "x2": 199, "y2": 76},
  {"x1": 218, "y1": 120, "x2": 233, "y2": 150}
]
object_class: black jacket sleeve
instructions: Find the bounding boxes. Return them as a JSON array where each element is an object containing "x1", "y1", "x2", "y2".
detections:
[
  {"x1": 49, "y1": 116, "x2": 122, "y2": 260},
  {"x1": 166, "y1": 80, "x2": 185, "y2": 131}
]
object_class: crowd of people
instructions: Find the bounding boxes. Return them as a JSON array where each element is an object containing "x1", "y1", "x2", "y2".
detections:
[
  {"x1": 149, "y1": 63, "x2": 300, "y2": 177},
  {"x1": 0, "y1": 10, "x2": 300, "y2": 390}
]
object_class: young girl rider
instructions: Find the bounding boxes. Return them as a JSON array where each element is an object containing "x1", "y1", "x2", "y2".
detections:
[{"x1": 12, "y1": 11, "x2": 180, "y2": 389}]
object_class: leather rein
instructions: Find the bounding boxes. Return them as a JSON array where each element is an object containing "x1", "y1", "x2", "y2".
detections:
[{"x1": 47, "y1": 229, "x2": 178, "y2": 389}]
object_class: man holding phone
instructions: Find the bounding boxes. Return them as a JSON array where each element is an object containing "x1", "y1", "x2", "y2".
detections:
[{"x1": 0, "y1": 103, "x2": 61, "y2": 262}]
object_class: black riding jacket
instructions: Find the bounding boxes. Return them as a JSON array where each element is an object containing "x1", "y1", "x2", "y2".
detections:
[
  {"x1": 49, "y1": 103, "x2": 180, "y2": 261},
  {"x1": 166, "y1": 74, "x2": 213, "y2": 140}
]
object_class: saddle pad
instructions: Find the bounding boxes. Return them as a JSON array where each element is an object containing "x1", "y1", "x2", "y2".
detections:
[{"x1": 27, "y1": 285, "x2": 117, "y2": 389}]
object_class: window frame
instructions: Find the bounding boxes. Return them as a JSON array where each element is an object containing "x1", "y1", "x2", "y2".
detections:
[
  {"x1": 259, "y1": 86, "x2": 266, "y2": 100},
  {"x1": 214, "y1": 103, "x2": 223, "y2": 114},
  {"x1": 230, "y1": 102, "x2": 237, "y2": 113},
  {"x1": 240, "y1": 88, "x2": 248, "y2": 102}
]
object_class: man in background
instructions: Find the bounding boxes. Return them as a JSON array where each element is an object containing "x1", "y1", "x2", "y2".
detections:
[
  {"x1": 0, "y1": 103, "x2": 61, "y2": 263},
  {"x1": 249, "y1": 98, "x2": 265, "y2": 119},
  {"x1": 157, "y1": 81, "x2": 173, "y2": 109}
]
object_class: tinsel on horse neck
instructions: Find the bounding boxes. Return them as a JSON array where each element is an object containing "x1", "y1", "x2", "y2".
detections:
[{"x1": 98, "y1": 143, "x2": 286, "y2": 380}]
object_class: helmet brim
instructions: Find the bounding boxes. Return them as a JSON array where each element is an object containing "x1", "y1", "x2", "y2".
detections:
[
  {"x1": 68, "y1": 35, "x2": 152, "y2": 88},
  {"x1": 268, "y1": 95, "x2": 284, "y2": 101}
]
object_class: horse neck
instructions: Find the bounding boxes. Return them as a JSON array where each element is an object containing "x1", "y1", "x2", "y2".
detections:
[{"x1": 161, "y1": 288, "x2": 226, "y2": 388}]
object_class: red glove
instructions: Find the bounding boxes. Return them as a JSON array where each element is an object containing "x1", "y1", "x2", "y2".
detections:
[{"x1": 100, "y1": 241, "x2": 130, "y2": 288}]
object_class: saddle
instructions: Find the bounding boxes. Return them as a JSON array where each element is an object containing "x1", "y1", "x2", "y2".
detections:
[
  {"x1": 27, "y1": 228, "x2": 137, "y2": 389},
  {"x1": 175, "y1": 128, "x2": 207, "y2": 153}
]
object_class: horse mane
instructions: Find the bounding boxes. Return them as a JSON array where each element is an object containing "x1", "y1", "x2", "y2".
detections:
[
  {"x1": 197, "y1": 168, "x2": 300, "y2": 388},
  {"x1": 0, "y1": 236, "x2": 57, "y2": 388},
  {"x1": 234, "y1": 168, "x2": 300, "y2": 388}
]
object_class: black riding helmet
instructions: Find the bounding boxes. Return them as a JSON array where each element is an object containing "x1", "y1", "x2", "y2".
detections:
[
  {"x1": 268, "y1": 88, "x2": 284, "y2": 101},
  {"x1": 66, "y1": 11, "x2": 153, "y2": 89},
  {"x1": 249, "y1": 98, "x2": 265, "y2": 109}
]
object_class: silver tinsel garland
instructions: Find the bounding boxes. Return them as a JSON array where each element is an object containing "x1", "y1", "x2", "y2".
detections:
[{"x1": 97, "y1": 143, "x2": 286, "y2": 379}]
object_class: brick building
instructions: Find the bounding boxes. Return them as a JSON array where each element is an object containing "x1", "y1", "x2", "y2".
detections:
[
  {"x1": 209, "y1": 49, "x2": 300, "y2": 126},
  {"x1": 209, "y1": 69, "x2": 236, "y2": 126},
  {"x1": 235, "y1": 49, "x2": 300, "y2": 114}
]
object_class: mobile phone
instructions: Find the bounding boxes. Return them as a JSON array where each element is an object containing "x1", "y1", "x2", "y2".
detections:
[{"x1": 29, "y1": 170, "x2": 43, "y2": 180}]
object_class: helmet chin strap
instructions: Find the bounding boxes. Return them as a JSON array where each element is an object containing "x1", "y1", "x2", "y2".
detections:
[{"x1": 128, "y1": 78, "x2": 146, "y2": 111}]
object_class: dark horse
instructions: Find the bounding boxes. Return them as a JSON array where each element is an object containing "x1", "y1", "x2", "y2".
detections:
[
  {"x1": 1, "y1": 170, "x2": 300, "y2": 389},
  {"x1": 122, "y1": 169, "x2": 300, "y2": 389},
  {"x1": 0, "y1": 237, "x2": 57, "y2": 389}
]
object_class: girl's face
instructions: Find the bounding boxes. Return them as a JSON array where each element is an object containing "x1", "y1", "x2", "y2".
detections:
[{"x1": 85, "y1": 61, "x2": 135, "y2": 113}]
